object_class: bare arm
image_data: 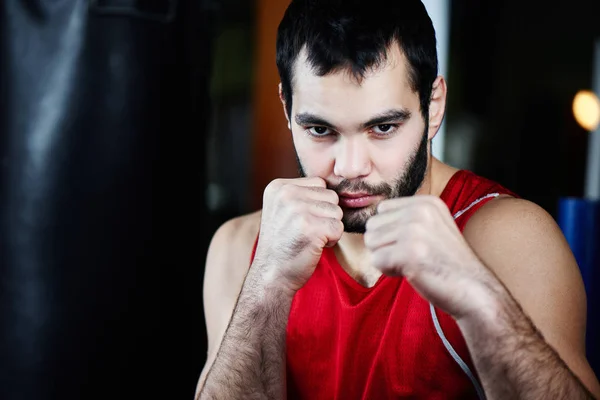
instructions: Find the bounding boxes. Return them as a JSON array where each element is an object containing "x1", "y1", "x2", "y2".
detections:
[
  {"x1": 195, "y1": 177, "x2": 342, "y2": 399},
  {"x1": 461, "y1": 197, "x2": 600, "y2": 399},
  {"x1": 457, "y1": 275, "x2": 595, "y2": 399},
  {"x1": 193, "y1": 212, "x2": 267, "y2": 399},
  {"x1": 199, "y1": 264, "x2": 293, "y2": 399},
  {"x1": 367, "y1": 195, "x2": 600, "y2": 399}
]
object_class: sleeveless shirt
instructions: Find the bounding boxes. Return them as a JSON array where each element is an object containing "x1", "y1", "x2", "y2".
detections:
[{"x1": 250, "y1": 169, "x2": 518, "y2": 399}]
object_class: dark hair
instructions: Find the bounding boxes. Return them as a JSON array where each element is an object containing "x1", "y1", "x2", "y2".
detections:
[{"x1": 276, "y1": 0, "x2": 438, "y2": 121}]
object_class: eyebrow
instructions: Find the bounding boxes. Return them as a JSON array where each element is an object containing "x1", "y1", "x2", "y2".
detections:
[
  {"x1": 294, "y1": 108, "x2": 412, "y2": 131},
  {"x1": 362, "y1": 109, "x2": 412, "y2": 129}
]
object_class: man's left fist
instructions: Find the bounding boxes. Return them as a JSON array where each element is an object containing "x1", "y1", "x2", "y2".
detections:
[{"x1": 365, "y1": 195, "x2": 494, "y2": 320}]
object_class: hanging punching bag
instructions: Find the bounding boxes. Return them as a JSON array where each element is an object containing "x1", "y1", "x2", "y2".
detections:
[{"x1": 0, "y1": 1, "x2": 215, "y2": 399}]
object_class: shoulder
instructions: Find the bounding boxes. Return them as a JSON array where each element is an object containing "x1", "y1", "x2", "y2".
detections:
[
  {"x1": 462, "y1": 196, "x2": 578, "y2": 284},
  {"x1": 203, "y1": 209, "x2": 262, "y2": 319},
  {"x1": 462, "y1": 196, "x2": 565, "y2": 251},
  {"x1": 461, "y1": 196, "x2": 600, "y2": 390},
  {"x1": 208, "y1": 210, "x2": 262, "y2": 257},
  {"x1": 201, "y1": 208, "x2": 262, "y2": 349},
  {"x1": 204, "y1": 209, "x2": 262, "y2": 288},
  {"x1": 462, "y1": 196, "x2": 600, "y2": 395},
  {"x1": 196, "y1": 210, "x2": 262, "y2": 394},
  {"x1": 434, "y1": 164, "x2": 518, "y2": 219}
]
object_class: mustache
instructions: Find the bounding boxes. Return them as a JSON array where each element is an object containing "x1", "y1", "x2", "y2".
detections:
[{"x1": 327, "y1": 179, "x2": 393, "y2": 197}]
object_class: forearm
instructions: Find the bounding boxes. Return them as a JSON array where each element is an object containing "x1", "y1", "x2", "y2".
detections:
[
  {"x1": 458, "y1": 280, "x2": 595, "y2": 400},
  {"x1": 199, "y1": 266, "x2": 293, "y2": 400}
]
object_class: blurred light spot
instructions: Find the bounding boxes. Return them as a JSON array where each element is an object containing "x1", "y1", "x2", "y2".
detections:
[{"x1": 573, "y1": 90, "x2": 600, "y2": 131}]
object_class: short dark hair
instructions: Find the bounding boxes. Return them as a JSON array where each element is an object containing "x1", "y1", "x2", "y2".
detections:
[{"x1": 276, "y1": 0, "x2": 438, "y2": 121}]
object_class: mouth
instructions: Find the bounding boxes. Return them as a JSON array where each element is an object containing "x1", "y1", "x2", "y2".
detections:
[{"x1": 338, "y1": 193, "x2": 380, "y2": 209}]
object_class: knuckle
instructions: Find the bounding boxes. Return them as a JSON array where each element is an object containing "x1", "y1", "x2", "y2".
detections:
[
  {"x1": 334, "y1": 205, "x2": 344, "y2": 220},
  {"x1": 313, "y1": 177, "x2": 326, "y2": 187},
  {"x1": 377, "y1": 200, "x2": 389, "y2": 213},
  {"x1": 336, "y1": 220, "x2": 344, "y2": 235},
  {"x1": 328, "y1": 189, "x2": 339, "y2": 204},
  {"x1": 264, "y1": 179, "x2": 284, "y2": 199},
  {"x1": 278, "y1": 184, "x2": 298, "y2": 203},
  {"x1": 267, "y1": 178, "x2": 283, "y2": 191}
]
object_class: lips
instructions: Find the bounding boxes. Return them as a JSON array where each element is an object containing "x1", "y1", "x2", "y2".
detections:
[
  {"x1": 339, "y1": 192, "x2": 369, "y2": 198},
  {"x1": 338, "y1": 193, "x2": 379, "y2": 208}
]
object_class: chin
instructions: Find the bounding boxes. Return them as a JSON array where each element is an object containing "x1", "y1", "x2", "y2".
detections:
[
  {"x1": 342, "y1": 218, "x2": 367, "y2": 233},
  {"x1": 342, "y1": 205, "x2": 377, "y2": 234}
]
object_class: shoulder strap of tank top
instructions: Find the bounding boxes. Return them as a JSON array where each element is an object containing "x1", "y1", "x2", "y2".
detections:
[{"x1": 453, "y1": 193, "x2": 501, "y2": 219}]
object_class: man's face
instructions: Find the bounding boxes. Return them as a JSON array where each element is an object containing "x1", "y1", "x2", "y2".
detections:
[{"x1": 288, "y1": 44, "x2": 431, "y2": 234}]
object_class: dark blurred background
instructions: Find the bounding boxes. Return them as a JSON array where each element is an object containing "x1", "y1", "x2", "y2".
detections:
[{"x1": 1, "y1": 0, "x2": 599, "y2": 399}]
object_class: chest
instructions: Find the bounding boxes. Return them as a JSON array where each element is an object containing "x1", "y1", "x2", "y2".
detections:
[{"x1": 285, "y1": 257, "x2": 478, "y2": 400}]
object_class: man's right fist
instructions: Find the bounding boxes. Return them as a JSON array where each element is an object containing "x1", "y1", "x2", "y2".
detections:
[{"x1": 253, "y1": 177, "x2": 344, "y2": 293}]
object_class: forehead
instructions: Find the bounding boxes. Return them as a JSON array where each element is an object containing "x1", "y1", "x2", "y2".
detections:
[{"x1": 291, "y1": 44, "x2": 418, "y2": 119}]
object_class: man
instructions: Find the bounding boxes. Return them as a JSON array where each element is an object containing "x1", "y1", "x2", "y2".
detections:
[{"x1": 195, "y1": 0, "x2": 600, "y2": 398}]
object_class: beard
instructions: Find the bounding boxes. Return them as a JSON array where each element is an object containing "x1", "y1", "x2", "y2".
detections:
[{"x1": 296, "y1": 130, "x2": 429, "y2": 234}]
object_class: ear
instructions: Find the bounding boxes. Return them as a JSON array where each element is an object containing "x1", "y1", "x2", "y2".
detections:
[
  {"x1": 278, "y1": 83, "x2": 292, "y2": 130},
  {"x1": 427, "y1": 76, "x2": 447, "y2": 140}
]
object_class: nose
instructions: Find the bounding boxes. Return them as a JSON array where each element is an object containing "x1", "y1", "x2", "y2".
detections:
[{"x1": 333, "y1": 136, "x2": 372, "y2": 180}]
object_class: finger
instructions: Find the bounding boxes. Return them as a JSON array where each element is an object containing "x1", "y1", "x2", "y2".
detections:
[
  {"x1": 307, "y1": 200, "x2": 343, "y2": 220},
  {"x1": 366, "y1": 207, "x2": 412, "y2": 232},
  {"x1": 369, "y1": 244, "x2": 404, "y2": 277},
  {"x1": 322, "y1": 217, "x2": 344, "y2": 248},
  {"x1": 265, "y1": 177, "x2": 326, "y2": 201},
  {"x1": 377, "y1": 194, "x2": 442, "y2": 214},
  {"x1": 376, "y1": 197, "x2": 412, "y2": 214},
  {"x1": 301, "y1": 186, "x2": 339, "y2": 205},
  {"x1": 409, "y1": 196, "x2": 459, "y2": 234},
  {"x1": 376, "y1": 196, "x2": 456, "y2": 234},
  {"x1": 364, "y1": 221, "x2": 400, "y2": 250},
  {"x1": 291, "y1": 176, "x2": 327, "y2": 188},
  {"x1": 277, "y1": 183, "x2": 338, "y2": 207}
]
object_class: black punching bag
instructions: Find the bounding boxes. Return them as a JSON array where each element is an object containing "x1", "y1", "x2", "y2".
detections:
[{"x1": 0, "y1": 1, "x2": 215, "y2": 399}]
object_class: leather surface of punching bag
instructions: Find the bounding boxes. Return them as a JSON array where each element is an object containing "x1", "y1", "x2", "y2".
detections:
[{"x1": 0, "y1": 1, "x2": 215, "y2": 399}]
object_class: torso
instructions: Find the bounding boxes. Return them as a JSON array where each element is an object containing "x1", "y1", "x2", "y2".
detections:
[{"x1": 243, "y1": 169, "x2": 517, "y2": 399}]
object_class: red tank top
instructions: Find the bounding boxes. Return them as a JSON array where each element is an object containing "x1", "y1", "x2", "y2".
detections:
[{"x1": 250, "y1": 170, "x2": 517, "y2": 399}]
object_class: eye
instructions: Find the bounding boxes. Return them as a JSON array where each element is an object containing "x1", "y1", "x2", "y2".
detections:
[
  {"x1": 308, "y1": 126, "x2": 332, "y2": 136},
  {"x1": 372, "y1": 124, "x2": 398, "y2": 136}
]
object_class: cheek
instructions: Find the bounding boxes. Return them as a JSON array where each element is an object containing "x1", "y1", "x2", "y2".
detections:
[
  {"x1": 292, "y1": 132, "x2": 335, "y2": 175},
  {"x1": 372, "y1": 132, "x2": 420, "y2": 176}
]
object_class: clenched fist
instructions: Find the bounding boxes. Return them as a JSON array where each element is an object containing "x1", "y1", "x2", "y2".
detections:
[
  {"x1": 253, "y1": 177, "x2": 344, "y2": 293},
  {"x1": 365, "y1": 195, "x2": 493, "y2": 319}
]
